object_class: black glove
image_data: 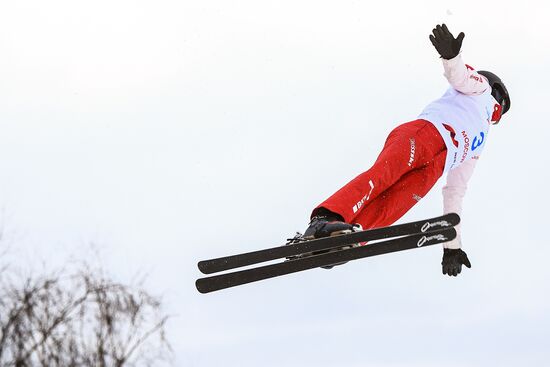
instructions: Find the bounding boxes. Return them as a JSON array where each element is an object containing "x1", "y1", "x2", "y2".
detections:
[
  {"x1": 429, "y1": 24, "x2": 465, "y2": 60},
  {"x1": 442, "y1": 248, "x2": 471, "y2": 277}
]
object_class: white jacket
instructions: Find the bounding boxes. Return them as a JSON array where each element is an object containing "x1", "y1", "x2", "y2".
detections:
[{"x1": 420, "y1": 54, "x2": 501, "y2": 249}]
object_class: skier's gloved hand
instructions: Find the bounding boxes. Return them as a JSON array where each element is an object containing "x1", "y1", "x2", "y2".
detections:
[
  {"x1": 441, "y1": 248, "x2": 471, "y2": 276},
  {"x1": 429, "y1": 24, "x2": 465, "y2": 60}
]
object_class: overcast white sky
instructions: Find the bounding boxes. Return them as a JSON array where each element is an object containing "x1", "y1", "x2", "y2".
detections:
[{"x1": 1, "y1": 0, "x2": 549, "y2": 366}]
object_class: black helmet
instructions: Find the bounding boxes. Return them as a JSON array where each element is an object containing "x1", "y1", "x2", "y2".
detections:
[{"x1": 477, "y1": 70, "x2": 511, "y2": 114}]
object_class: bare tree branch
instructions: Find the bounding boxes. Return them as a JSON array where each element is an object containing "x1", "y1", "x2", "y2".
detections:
[{"x1": 0, "y1": 258, "x2": 172, "y2": 367}]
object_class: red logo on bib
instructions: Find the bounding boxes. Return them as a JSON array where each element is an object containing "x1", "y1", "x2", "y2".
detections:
[{"x1": 442, "y1": 123, "x2": 459, "y2": 148}]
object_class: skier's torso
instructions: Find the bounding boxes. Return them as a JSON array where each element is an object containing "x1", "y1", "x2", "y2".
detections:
[{"x1": 419, "y1": 87, "x2": 494, "y2": 172}]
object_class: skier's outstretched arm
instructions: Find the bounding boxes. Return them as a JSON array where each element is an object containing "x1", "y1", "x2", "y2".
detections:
[
  {"x1": 442, "y1": 158, "x2": 477, "y2": 249},
  {"x1": 440, "y1": 158, "x2": 477, "y2": 276},
  {"x1": 430, "y1": 24, "x2": 490, "y2": 96}
]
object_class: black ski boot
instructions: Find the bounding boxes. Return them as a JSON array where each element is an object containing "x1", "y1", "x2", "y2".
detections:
[
  {"x1": 287, "y1": 211, "x2": 362, "y2": 269},
  {"x1": 302, "y1": 215, "x2": 358, "y2": 240}
]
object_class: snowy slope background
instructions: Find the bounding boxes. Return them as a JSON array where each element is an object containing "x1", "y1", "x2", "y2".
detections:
[{"x1": 1, "y1": 0, "x2": 549, "y2": 366}]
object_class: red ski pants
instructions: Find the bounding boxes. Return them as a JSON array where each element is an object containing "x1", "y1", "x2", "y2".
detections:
[{"x1": 314, "y1": 119, "x2": 447, "y2": 230}]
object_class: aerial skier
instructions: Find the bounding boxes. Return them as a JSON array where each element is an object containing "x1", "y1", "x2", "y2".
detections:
[
  {"x1": 195, "y1": 24, "x2": 513, "y2": 293},
  {"x1": 297, "y1": 24, "x2": 511, "y2": 276}
]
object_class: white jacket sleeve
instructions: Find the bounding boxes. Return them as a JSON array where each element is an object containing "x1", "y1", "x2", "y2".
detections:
[
  {"x1": 442, "y1": 54, "x2": 491, "y2": 96},
  {"x1": 442, "y1": 158, "x2": 477, "y2": 249}
]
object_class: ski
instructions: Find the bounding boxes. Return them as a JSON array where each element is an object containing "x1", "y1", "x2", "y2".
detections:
[
  {"x1": 196, "y1": 227, "x2": 456, "y2": 293},
  {"x1": 197, "y1": 213, "x2": 459, "y2": 274}
]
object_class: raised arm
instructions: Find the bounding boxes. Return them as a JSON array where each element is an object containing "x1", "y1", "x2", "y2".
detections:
[{"x1": 430, "y1": 24, "x2": 490, "y2": 96}]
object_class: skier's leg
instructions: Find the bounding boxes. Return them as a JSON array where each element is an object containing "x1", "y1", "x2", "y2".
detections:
[
  {"x1": 352, "y1": 148, "x2": 447, "y2": 230},
  {"x1": 299, "y1": 146, "x2": 444, "y2": 269},
  {"x1": 313, "y1": 120, "x2": 444, "y2": 223}
]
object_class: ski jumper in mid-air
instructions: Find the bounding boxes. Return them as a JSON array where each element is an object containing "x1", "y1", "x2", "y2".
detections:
[{"x1": 300, "y1": 24, "x2": 511, "y2": 276}]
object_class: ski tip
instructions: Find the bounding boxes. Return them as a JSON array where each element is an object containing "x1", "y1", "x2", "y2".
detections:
[
  {"x1": 442, "y1": 227, "x2": 457, "y2": 242},
  {"x1": 448, "y1": 212, "x2": 461, "y2": 225},
  {"x1": 450, "y1": 227, "x2": 457, "y2": 240},
  {"x1": 195, "y1": 278, "x2": 210, "y2": 294},
  {"x1": 198, "y1": 258, "x2": 231, "y2": 274},
  {"x1": 197, "y1": 260, "x2": 210, "y2": 274}
]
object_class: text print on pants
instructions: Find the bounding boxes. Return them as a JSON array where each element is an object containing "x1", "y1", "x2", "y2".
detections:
[
  {"x1": 408, "y1": 138, "x2": 416, "y2": 167},
  {"x1": 352, "y1": 180, "x2": 375, "y2": 214}
]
